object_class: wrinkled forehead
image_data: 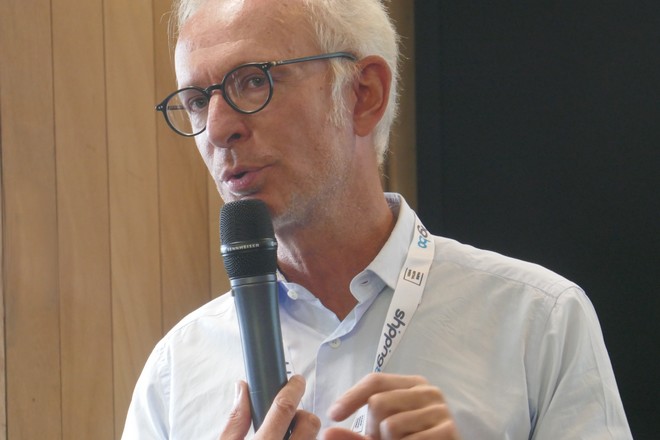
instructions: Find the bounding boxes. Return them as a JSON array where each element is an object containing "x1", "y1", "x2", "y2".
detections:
[
  {"x1": 173, "y1": 0, "x2": 318, "y2": 87},
  {"x1": 175, "y1": 0, "x2": 313, "y2": 55}
]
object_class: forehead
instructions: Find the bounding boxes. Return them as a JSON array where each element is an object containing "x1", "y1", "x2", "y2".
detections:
[{"x1": 175, "y1": 0, "x2": 317, "y2": 83}]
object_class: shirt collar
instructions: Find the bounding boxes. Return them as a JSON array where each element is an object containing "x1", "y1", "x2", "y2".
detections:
[
  {"x1": 350, "y1": 193, "x2": 416, "y2": 297},
  {"x1": 277, "y1": 193, "x2": 416, "y2": 304}
]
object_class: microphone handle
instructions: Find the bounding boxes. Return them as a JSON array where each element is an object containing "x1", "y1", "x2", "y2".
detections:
[{"x1": 231, "y1": 273, "x2": 288, "y2": 431}]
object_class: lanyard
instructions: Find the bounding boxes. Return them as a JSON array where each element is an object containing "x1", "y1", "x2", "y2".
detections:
[
  {"x1": 350, "y1": 215, "x2": 435, "y2": 433},
  {"x1": 277, "y1": 214, "x2": 435, "y2": 433}
]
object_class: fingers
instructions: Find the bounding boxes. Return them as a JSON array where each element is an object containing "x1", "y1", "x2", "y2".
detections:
[
  {"x1": 257, "y1": 375, "x2": 320, "y2": 440},
  {"x1": 328, "y1": 418, "x2": 459, "y2": 440},
  {"x1": 322, "y1": 427, "x2": 365, "y2": 440},
  {"x1": 378, "y1": 403, "x2": 458, "y2": 440},
  {"x1": 327, "y1": 373, "x2": 461, "y2": 440},
  {"x1": 219, "y1": 381, "x2": 253, "y2": 440},
  {"x1": 288, "y1": 409, "x2": 321, "y2": 440},
  {"x1": 328, "y1": 373, "x2": 428, "y2": 421},
  {"x1": 364, "y1": 385, "x2": 445, "y2": 436},
  {"x1": 257, "y1": 375, "x2": 305, "y2": 439}
]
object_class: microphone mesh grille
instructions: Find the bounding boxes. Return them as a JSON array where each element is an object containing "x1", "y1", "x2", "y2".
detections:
[{"x1": 220, "y1": 199, "x2": 277, "y2": 279}]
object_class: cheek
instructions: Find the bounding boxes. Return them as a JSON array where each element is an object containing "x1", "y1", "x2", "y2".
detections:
[
  {"x1": 195, "y1": 138, "x2": 220, "y2": 178},
  {"x1": 195, "y1": 133, "x2": 213, "y2": 162}
]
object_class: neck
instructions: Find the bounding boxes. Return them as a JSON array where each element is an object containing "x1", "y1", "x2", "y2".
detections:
[{"x1": 276, "y1": 193, "x2": 396, "y2": 320}]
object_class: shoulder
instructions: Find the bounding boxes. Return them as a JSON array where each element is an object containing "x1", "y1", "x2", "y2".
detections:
[
  {"x1": 429, "y1": 234, "x2": 579, "y2": 302},
  {"x1": 164, "y1": 292, "x2": 236, "y2": 340},
  {"x1": 146, "y1": 292, "x2": 237, "y2": 364},
  {"x1": 141, "y1": 291, "x2": 241, "y2": 391},
  {"x1": 124, "y1": 292, "x2": 242, "y2": 437}
]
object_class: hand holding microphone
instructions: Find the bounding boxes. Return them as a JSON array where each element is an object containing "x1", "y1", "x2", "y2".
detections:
[
  {"x1": 219, "y1": 375, "x2": 320, "y2": 440},
  {"x1": 220, "y1": 199, "x2": 320, "y2": 439},
  {"x1": 220, "y1": 198, "x2": 288, "y2": 431}
]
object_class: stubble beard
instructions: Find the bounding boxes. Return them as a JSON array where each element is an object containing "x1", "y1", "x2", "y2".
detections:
[{"x1": 272, "y1": 107, "x2": 352, "y2": 237}]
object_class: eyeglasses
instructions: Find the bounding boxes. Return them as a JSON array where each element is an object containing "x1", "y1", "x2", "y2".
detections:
[{"x1": 156, "y1": 52, "x2": 357, "y2": 137}]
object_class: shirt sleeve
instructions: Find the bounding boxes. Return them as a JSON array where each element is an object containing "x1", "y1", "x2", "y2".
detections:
[
  {"x1": 121, "y1": 341, "x2": 171, "y2": 440},
  {"x1": 531, "y1": 287, "x2": 632, "y2": 439}
]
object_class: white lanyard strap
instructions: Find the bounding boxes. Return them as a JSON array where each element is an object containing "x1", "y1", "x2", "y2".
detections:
[{"x1": 351, "y1": 215, "x2": 435, "y2": 433}]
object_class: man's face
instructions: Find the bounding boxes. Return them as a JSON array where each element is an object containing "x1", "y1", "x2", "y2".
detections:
[{"x1": 174, "y1": 0, "x2": 358, "y2": 230}]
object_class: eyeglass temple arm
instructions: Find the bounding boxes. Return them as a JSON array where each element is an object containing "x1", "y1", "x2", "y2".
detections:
[{"x1": 272, "y1": 52, "x2": 357, "y2": 68}]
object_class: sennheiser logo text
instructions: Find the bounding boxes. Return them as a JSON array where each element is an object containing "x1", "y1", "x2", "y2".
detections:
[{"x1": 226, "y1": 243, "x2": 261, "y2": 252}]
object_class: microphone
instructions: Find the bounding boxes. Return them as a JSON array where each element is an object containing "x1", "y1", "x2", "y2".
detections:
[{"x1": 220, "y1": 199, "x2": 288, "y2": 432}]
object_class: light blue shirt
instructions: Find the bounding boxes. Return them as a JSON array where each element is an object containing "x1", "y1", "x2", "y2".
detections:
[{"x1": 123, "y1": 193, "x2": 631, "y2": 439}]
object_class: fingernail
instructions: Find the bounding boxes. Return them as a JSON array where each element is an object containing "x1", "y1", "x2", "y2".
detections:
[
  {"x1": 327, "y1": 402, "x2": 340, "y2": 420},
  {"x1": 233, "y1": 381, "x2": 241, "y2": 408}
]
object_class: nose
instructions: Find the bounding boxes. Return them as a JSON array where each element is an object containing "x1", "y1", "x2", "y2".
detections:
[{"x1": 205, "y1": 92, "x2": 251, "y2": 148}]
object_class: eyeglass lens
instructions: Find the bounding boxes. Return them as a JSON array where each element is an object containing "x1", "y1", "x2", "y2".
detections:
[{"x1": 164, "y1": 64, "x2": 271, "y2": 135}]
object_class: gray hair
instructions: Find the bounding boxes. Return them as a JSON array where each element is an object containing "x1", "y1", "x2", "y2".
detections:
[{"x1": 171, "y1": 0, "x2": 400, "y2": 165}]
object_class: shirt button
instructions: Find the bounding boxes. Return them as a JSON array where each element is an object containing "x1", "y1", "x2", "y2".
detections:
[
  {"x1": 287, "y1": 290, "x2": 299, "y2": 300},
  {"x1": 329, "y1": 338, "x2": 341, "y2": 349}
]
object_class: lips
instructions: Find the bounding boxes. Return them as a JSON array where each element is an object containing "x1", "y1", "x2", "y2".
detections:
[
  {"x1": 221, "y1": 165, "x2": 268, "y2": 195},
  {"x1": 222, "y1": 166, "x2": 254, "y2": 182}
]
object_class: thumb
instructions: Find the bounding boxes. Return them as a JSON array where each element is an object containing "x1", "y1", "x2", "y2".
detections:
[
  {"x1": 323, "y1": 427, "x2": 367, "y2": 440},
  {"x1": 219, "y1": 381, "x2": 253, "y2": 440}
]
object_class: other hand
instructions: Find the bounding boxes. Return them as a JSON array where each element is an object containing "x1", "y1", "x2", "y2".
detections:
[
  {"x1": 220, "y1": 375, "x2": 320, "y2": 440},
  {"x1": 324, "y1": 373, "x2": 461, "y2": 440}
]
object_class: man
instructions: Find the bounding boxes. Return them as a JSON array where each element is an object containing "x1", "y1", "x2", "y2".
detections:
[{"x1": 123, "y1": 0, "x2": 632, "y2": 438}]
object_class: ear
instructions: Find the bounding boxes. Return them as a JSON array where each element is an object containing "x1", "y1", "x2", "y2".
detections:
[{"x1": 351, "y1": 56, "x2": 392, "y2": 137}]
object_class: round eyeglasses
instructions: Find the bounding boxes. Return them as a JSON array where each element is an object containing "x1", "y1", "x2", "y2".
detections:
[{"x1": 156, "y1": 52, "x2": 357, "y2": 137}]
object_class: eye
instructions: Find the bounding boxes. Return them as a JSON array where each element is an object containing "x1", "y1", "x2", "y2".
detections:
[
  {"x1": 243, "y1": 74, "x2": 267, "y2": 89},
  {"x1": 186, "y1": 94, "x2": 209, "y2": 113},
  {"x1": 228, "y1": 65, "x2": 269, "y2": 93}
]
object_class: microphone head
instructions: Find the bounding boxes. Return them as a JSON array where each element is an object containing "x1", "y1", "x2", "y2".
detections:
[{"x1": 220, "y1": 199, "x2": 278, "y2": 280}]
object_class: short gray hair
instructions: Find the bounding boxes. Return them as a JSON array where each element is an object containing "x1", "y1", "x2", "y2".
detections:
[{"x1": 171, "y1": 0, "x2": 400, "y2": 165}]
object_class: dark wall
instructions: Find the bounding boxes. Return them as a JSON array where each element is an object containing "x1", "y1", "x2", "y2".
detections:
[{"x1": 414, "y1": 3, "x2": 658, "y2": 439}]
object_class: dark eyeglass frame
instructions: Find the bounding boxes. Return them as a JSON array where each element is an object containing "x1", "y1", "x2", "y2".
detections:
[{"x1": 156, "y1": 51, "x2": 357, "y2": 137}]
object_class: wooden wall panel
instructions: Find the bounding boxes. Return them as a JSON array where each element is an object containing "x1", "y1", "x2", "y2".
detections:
[
  {"x1": 0, "y1": 0, "x2": 62, "y2": 438},
  {"x1": 0, "y1": 84, "x2": 7, "y2": 440},
  {"x1": 153, "y1": 1, "x2": 217, "y2": 331},
  {"x1": 104, "y1": 0, "x2": 163, "y2": 434},
  {"x1": 52, "y1": 0, "x2": 114, "y2": 437}
]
